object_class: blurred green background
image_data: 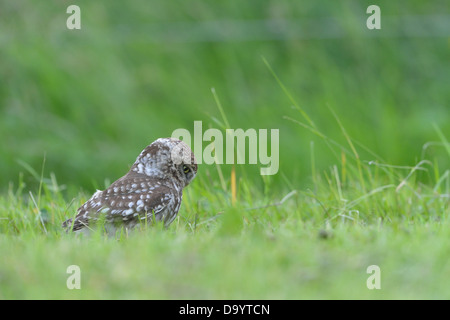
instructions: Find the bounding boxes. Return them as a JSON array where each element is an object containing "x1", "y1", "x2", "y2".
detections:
[{"x1": 0, "y1": 0, "x2": 448, "y2": 193}]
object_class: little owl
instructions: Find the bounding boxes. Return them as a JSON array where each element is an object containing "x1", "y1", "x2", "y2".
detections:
[{"x1": 62, "y1": 137, "x2": 197, "y2": 234}]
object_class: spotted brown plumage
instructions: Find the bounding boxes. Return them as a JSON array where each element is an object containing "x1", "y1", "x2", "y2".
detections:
[{"x1": 62, "y1": 138, "x2": 197, "y2": 234}]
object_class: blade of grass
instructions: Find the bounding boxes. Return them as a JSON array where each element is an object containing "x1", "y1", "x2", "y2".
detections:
[
  {"x1": 432, "y1": 123, "x2": 450, "y2": 158},
  {"x1": 262, "y1": 56, "x2": 315, "y2": 128},
  {"x1": 29, "y1": 191, "x2": 47, "y2": 235},
  {"x1": 327, "y1": 104, "x2": 366, "y2": 193}
]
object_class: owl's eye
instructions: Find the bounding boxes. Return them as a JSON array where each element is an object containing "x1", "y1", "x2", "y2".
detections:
[{"x1": 183, "y1": 165, "x2": 190, "y2": 174}]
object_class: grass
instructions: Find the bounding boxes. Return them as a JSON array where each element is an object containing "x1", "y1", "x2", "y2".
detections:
[
  {"x1": 1, "y1": 1, "x2": 448, "y2": 190},
  {"x1": 0, "y1": 103, "x2": 448, "y2": 299},
  {"x1": 0, "y1": 0, "x2": 449, "y2": 300}
]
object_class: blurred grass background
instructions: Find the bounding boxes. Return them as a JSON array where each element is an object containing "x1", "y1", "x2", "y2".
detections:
[
  {"x1": 0, "y1": 0, "x2": 448, "y2": 193},
  {"x1": 0, "y1": 0, "x2": 449, "y2": 301}
]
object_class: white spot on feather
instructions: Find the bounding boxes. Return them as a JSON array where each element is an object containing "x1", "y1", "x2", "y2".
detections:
[
  {"x1": 93, "y1": 190, "x2": 102, "y2": 198},
  {"x1": 100, "y1": 207, "x2": 110, "y2": 214}
]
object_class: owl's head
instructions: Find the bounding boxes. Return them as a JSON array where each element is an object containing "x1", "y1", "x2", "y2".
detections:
[{"x1": 131, "y1": 137, "x2": 197, "y2": 188}]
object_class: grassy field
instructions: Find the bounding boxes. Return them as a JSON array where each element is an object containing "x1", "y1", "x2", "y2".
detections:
[
  {"x1": 0, "y1": 143, "x2": 449, "y2": 299},
  {"x1": 0, "y1": 1, "x2": 449, "y2": 299}
]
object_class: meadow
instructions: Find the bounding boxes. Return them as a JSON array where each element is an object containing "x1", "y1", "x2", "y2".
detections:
[{"x1": 0, "y1": 1, "x2": 449, "y2": 299}]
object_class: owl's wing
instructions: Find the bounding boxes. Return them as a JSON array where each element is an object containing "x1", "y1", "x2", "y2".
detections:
[{"x1": 62, "y1": 176, "x2": 181, "y2": 232}]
